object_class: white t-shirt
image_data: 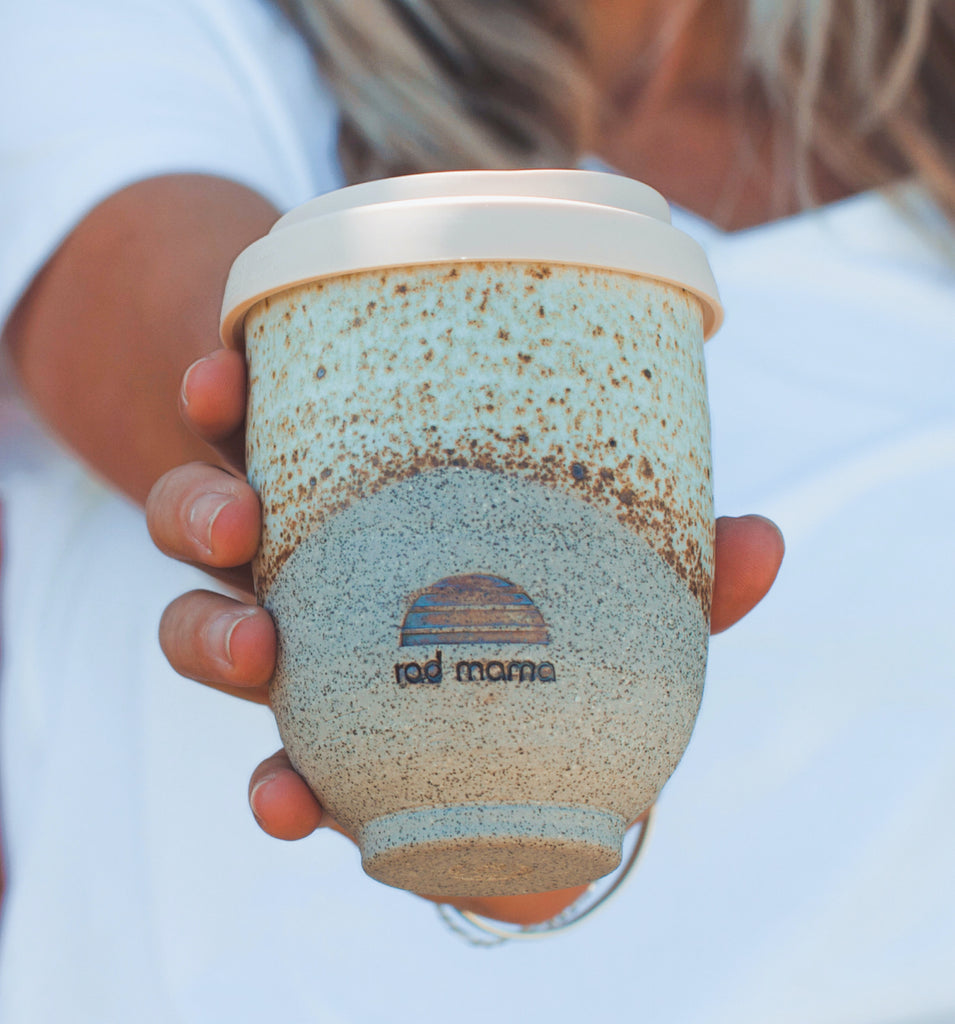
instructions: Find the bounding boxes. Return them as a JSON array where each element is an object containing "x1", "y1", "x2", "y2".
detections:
[{"x1": 1, "y1": 1, "x2": 953, "y2": 1021}]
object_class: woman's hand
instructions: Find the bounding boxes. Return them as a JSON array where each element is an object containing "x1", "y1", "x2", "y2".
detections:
[{"x1": 146, "y1": 346, "x2": 785, "y2": 918}]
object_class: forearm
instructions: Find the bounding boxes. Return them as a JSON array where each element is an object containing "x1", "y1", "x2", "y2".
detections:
[{"x1": 4, "y1": 174, "x2": 279, "y2": 506}]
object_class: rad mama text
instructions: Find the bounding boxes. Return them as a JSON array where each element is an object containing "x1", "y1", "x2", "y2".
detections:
[{"x1": 394, "y1": 650, "x2": 556, "y2": 688}]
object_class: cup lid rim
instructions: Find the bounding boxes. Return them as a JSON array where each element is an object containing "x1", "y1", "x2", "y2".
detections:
[
  {"x1": 271, "y1": 169, "x2": 674, "y2": 227},
  {"x1": 220, "y1": 170, "x2": 723, "y2": 345}
]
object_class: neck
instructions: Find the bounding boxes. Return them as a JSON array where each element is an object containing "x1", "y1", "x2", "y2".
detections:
[{"x1": 588, "y1": 1, "x2": 853, "y2": 230}]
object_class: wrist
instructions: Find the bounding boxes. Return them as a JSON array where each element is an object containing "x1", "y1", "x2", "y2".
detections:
[
  {"x1": 430, "y1": 883, "x2": 591, "y2": 926},
  {"x1": 434, "y1": 808, "x2": 654, "y2": 944}
]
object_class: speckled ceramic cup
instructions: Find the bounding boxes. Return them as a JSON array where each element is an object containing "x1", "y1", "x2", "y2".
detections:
[{"x1": 221, "y1": 171, "x2": 722, "y2": 897}]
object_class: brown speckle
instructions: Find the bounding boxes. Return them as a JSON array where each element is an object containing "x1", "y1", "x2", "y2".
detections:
[{"x1": 249, "y1": 260, "x2": 713, "y2": 621}]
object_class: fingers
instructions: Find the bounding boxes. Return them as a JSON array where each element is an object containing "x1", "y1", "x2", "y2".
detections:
[
  {"x1": 248, "y1": 750, "x2": 330, "y2": 841},
  {"x1": 710, "y1": 514, "x2": 785, "y2": 634},
  {"x1": 147, "y1": 461, "x2": 259, "y2": 591},
  {"x1": 159, "y1": 589, "x2": 275, "y2": 704},
  {"x1": 179, "y1": 348, "x2": 248, "y2": 471}
]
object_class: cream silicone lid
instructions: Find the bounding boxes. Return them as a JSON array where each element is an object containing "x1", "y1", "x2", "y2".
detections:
[{"x1": 220, "y1": 169, "x2": 723, "y2": 346}]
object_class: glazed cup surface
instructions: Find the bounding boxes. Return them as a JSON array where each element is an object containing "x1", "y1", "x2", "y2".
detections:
[{"x1": 245, "y1": 259, "x2": 713, "y2": 897}]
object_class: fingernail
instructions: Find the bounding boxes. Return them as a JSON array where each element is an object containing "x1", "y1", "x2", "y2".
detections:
[
  {"x1": 249, "y1": 774, "x2": 277, "y2": 824},
  {"x1": 187, "y1": 492, "x2": 235, "y2": 553},
  {"x1": 180, "y1": 356, "x2": 209, "y2": 410},
  {"x1": 204, "y1": 606, "x2": 258, "y2": 668},
  {"x1": 742, "y1": 513, "x2": 785, "y2": 542}
]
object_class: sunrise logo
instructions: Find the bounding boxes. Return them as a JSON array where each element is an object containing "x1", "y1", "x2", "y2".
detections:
[{"x1": 399, "y1": 574, "x2": 549, "y2": 648}]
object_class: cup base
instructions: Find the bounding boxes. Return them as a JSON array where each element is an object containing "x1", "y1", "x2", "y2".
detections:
[{"x1": 359, "y1": 803, "x2": 626, "y2": 897}]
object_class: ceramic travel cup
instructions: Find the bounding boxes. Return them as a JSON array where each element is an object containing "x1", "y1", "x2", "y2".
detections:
[{"x1": 220, "y1": 170, "x2": 723, "y2": 897}]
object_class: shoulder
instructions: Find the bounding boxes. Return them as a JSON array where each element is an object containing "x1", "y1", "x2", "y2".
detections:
[
  {"x1": 0, "y1": 0, "x2": 341, "y2": 338},
  {"x1": 0, "y1": 0, "x2": 340, "y2": 204}
]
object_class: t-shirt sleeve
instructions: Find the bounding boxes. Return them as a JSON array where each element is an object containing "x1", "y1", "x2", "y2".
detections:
[{"x1": 0, "y1": 0, "x2": 341, "y2": 335}]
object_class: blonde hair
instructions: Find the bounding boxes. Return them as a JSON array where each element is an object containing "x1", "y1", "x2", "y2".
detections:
[
  {"x1": 272, "y1": 0, "x2": 593, "y2": 183},
  {"x1": 275, "y1": 0, "x2": 954, "y2": 223},
  {"x1": 742, "y1": 0, "x2": 955, "y2": 219}
]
